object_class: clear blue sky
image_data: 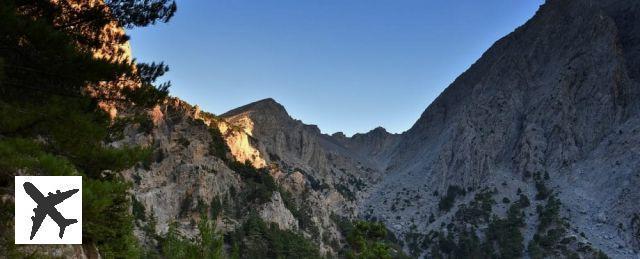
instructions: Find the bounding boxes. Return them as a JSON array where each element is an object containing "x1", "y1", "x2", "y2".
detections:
[{"x1": 128, "y1": 0, "x2": 544, "y2": 136}]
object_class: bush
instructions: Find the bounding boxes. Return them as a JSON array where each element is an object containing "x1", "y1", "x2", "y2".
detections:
[
  {"x1": 209, "y1": 126, "x2": 230, "y2": 160},
  {"x1": 179, "y1": 193, "x2": 193, "y2": 218},
  {"x1": 132, "y1": 196, "x2": 146, "y2": 222},
  {"x1": 485, "y1": 204, "x2": 525, "y2": 259},
  {"x1": 336, "y1": 183, "x2": 356, "y2": 201},
  {"x1": 210, "y1": 197, "x2": 222, "y2": 219},
  {"x1": 83, "y1": 178, "x2": 141, "y2": 258},
  {"x1": 228, "y1": 160, "x2": 278, "y2": 204},
  {"x1": 454, "y1": 190, "x2": 495, "y2": 225},
  {"x1": 438, "y1": 185, "x2": 466, "y2": 212},
  {"x1": 332, "y1": 217, "x2": 408, "y2": 259},
  {"x1": 516, "y1": 194, "x2": 531, "y2": 208},
  {"x1": 537, "y1": 196, "x2": 561, "y2": 231},
  {"x1": 159, "y1": 216, "x2": 224, "y2": 258},
  {"x1": 161, "y1": 222, "x2": 199, "y2": 258},
  {"x1": 227, "y1": 213, "x2": 320, "y2": 258},
  {"x1": 535, "y1": 180, "x2": 551, "y2": 200}
]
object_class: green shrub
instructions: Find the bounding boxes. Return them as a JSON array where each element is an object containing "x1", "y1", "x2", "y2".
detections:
[
  {"x1": 209, "y1": 126, "x2": 230, "y2": 160},
  {"x1": 228, "y1": 160, "x2": 278, "y2": 205},
  {"x1": 227, "y1": 213, "x2": 320, "y2": 259},
  {"x1": 332, "y1": 218, "x2": 408, "y2": 259},
  {"x1": 161, "y1": 222, "x2": 199, "y2": 258},
  {"x1": 198, "y1": 215, "x2": 224, "y2": 259},
  {"x1": 83, "y1": 178, "x2": 141, "y2": 258},
  {"x1": 485, "y1": 204, "x2": 525, "y2": 259},
  {"x1": 179, "y1": 193, "x2": 193, "y2": 218},
  {"x1": 438, "y1": 185, "x2": 466, "y2": 212},
  {"x1": 516, "y1": 194, "x2": 531, "y2": 208},
  {"x1": 132, "y1": 196, "x2": 147, "y2": 222},
  {"x1": 210, "y1": 197, "x2": 222, "y2": 219},
  {"x1": 454, "y1": 190, "x2": 495, "y2": 225},
  {"x1": 336, "y1": 183, "x2": 356, "y2": 201},
  {"x1": 537, "y1": 196, "x2": 561, "y2": 231},
  {"x1": 535, "y1": 180, "x2": 551, "y2": 200}
]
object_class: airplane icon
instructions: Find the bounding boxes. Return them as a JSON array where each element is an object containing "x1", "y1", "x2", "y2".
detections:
[{"x1": 23, "y1": 182, "x2": 79, "y2": 240}]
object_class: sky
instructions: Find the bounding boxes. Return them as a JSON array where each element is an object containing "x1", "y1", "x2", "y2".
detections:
[{"x1": 128, "y1": 0, "x2": 544, "y2": 136}]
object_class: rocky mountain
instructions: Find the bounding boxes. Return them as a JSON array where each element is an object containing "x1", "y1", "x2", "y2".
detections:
[
  {"x1": 332, "y1": 127, "x2": 401, "y2": 171},
  {"x1": 122, "y1": 0, "x2": 640, "y2": 257},
  {"x1": 361, "y1": 0, "x2": 640, "y2": 257},
  {"x1": 8, "y1": 0, "x2": 639, "y2": 258},
  {"x1": 113, "y1": 97, "x2": 397, "y2": 257}
]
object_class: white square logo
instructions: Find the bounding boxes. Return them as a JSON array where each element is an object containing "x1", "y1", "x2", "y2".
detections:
[{"x1": 14, "y1": 176, "x2": 82, "y2": 244}]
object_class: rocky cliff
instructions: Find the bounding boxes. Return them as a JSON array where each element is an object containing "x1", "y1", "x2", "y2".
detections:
[
  {"x1": 361, "y1": 0, "x2": 640, "y2": 257},
  {"x1": 107, "y1": 97, "x2": 386, "y2": 256}
]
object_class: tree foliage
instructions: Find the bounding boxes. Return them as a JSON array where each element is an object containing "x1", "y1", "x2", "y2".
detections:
[
  {"x1": 0, "y1": 0, "x2": 176, "y2": 257},
  {"x1": 438, "y1": 185, "x2": 466, "y2": 212},
  {"x1": 226, "y1": 213, "x2": 320, "y2": 259}
]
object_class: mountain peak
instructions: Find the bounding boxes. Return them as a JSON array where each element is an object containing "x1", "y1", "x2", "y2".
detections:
[
  {"x1": 351, "y1": 126, "x2": 393, "y2": 139},
  {"x1": 221, "y1": 98, "x2": 289, "y2": 118},
  {"x1": 369, "y1": 126, "x2": 389, "y2": 135}
]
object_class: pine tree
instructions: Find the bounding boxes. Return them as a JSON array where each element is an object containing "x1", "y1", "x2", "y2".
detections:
[{"x1": 0, "y1": 0, "x2": 178, "y2": 257}]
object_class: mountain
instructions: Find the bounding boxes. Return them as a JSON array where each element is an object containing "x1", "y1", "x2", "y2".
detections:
[
  {"x1": 8, "y1": 0, "x2": 639, "y2": 257},
  {"x1": 200, "y1": 0, "x2": 640, "y2": 257},
  {"x1": 111, "y1": 97, "x2": 402, "y2": 256},
  {"x1": 219, "y1": 97, "x2": 388, "y2": 217},
  {"x1": 120, "y1": 0, "x2": 639, "y2": 257},
  {"x1": 363, "y1": 0, "x2": 640, "y2": 257}
]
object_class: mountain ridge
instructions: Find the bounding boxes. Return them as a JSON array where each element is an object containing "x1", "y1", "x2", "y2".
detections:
[{"x1": 206, "y1": 0, "x2": 640, "y2": 257}]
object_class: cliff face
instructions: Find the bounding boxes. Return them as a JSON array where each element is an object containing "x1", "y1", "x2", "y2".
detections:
[
  {"x1": 113, "y1": 98, "x2": 383, "y2": 256},
  {"x1": 332, "y1": 127, "x2": 401, "y2": 171},
  {"x1": 221, "y1": 98, "x2": 387, "y2": 202},
  {"x1": 360, "y1": 0, "x2": 640, "y2": 257},
  {"x1": 388, "y1": 0, "x2": 640, "y2": 189}
]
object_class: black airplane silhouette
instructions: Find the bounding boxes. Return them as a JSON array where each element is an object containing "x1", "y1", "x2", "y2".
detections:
[{"x1": 23, "y1": 182, "x2": 79, "y2": 240}]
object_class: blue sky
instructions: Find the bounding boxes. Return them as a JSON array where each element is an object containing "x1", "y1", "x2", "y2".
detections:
[{"x1": 128, "y1": 0, "x2": 544, "y2": 136}]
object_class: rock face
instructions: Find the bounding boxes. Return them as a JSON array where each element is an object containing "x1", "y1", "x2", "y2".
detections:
[
  {"x1": 115, "y1": 98, "x2": 386, "y2": 256},
  {"x1": 118, "y1": 99, "x2": 243, "y2": 240},
  {"x1": 221, "y1": 98, "x2": 386, "y2": 210},
  {"x1": 259, "y1": 192, "x2": 299, "y2": 231},
  {"x1": 359, "y1": 0, "x2": 640, "y2": 257},
  {"x1": 333, "y1": 127, "x2": 401, "y2": 171}
]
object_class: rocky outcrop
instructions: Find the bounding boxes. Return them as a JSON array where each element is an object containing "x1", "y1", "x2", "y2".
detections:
[
  {"x1": 217, "y1": 118, "x2": 267, "y2": 169},
  {"x1": 118, "y1": 99, "x2": 242, "y2": 240},
  {"x1": 259, "y1": 192, "x2": 299, "y2": 231}
]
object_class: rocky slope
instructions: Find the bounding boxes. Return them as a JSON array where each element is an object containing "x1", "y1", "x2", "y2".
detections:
[
  {"x1": 221, "y1": 98, "x2": 386, "y2": 204},
  {"x1": 111, "y1": 97, "x2": 398, "y2": 256},
  {"x1": 360, "y1": 0, "x2": 640, "y2": 257}
]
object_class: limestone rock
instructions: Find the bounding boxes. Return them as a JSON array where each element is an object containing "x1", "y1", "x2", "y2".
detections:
[{"x1": 259, "y1": 192, "x2": 299, "y2": 231}]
